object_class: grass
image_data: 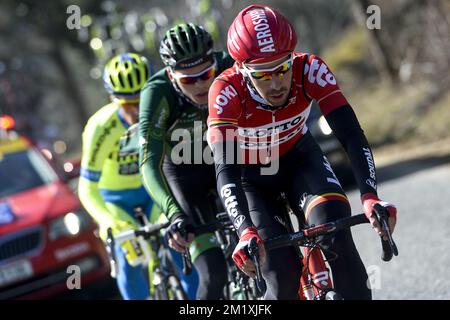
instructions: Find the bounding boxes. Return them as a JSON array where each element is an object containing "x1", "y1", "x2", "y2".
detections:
[
  {"x1": 413, "y1": 89, "x2": 450, "y2": 143},
  {"x1": 322, "y1": 26, "x2": 369, "y2": 72},
  {"x1": 349, "y1": 77, "x2": 450, "y2": 149},
  {"x1": 350, "y1": 81, "x2": 430, "y2": 147}
]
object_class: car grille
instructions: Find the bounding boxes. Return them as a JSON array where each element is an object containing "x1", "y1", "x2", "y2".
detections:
[{"x1": 0, "y1": 227, "x2": 44, "y2": 262}]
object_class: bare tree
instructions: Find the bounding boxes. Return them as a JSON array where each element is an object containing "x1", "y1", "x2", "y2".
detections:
[{"x1": 351, "y1": 0, "x2": 398, "y2": 82}]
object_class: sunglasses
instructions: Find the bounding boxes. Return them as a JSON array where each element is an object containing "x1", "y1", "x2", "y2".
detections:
[
  {"x1": 172, "y1": 62, "x2": 217, "y2": 85},
  {"x1": 243, "y1": 55, "x2": 293, "y2": 81}
]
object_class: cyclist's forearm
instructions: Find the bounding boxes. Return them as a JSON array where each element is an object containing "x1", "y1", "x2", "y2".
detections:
[
  {"x1": 78, "y1": 178, "x2": 116, "y2": 227},
  {"x1": 140, "y1": 139, "x2": 182, "y2": 221},
  {"x1": 139, "y1": 85, "x2": 182, "y2": 221},
  {"x1": 212, "y1": 140, "x2": 253, "y2": 236},
  {"x1": 325, "y1": 104, "x2": 378, "y2": 196}
]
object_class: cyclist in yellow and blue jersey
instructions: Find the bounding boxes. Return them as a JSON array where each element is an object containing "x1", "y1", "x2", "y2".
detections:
[{"x1": 78, "y1": 53, "x2": 198, "y2": 299}]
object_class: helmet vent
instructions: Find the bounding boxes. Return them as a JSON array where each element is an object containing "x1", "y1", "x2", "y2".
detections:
[
  {"x1": 109, "y1": 75, "x2": 115, "y2": 87},
  {"x1": 173, "y1": 41, "x2": 185, "y2": 56},
  {"x1": 180, "y1": 30, "x2": 188, "y2": 42},
  {"x1": 136, "y1": 68, "x2": 141, "y2": 84},
  {"x1": 118, "y1": 73, "x2": 125, "y2": 88},
  {"x1": 143, "y1": 66, "x2": 148, "y2": 82},
  {"x1": 127, "y1": 74, "x2": 133, "y2": 90}
]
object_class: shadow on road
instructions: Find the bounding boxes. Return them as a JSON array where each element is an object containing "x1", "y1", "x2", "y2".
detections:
[{"x1": 376, "y1": 154, "x2": 450, "y2": 183}]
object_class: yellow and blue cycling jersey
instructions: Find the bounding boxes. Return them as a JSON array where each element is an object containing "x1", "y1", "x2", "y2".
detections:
[{"x1": 78, "y1": 102, "x2": 153, "y2": 239}]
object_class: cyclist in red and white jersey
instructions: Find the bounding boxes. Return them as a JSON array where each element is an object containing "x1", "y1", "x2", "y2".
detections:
[{"x1": 207, "y1": 5, "x2": 397, "y2": 299}]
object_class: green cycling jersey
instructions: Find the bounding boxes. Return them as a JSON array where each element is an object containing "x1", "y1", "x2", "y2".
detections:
[{"x1": 138, "y1": 51, "x2": 234, "y2": 221}]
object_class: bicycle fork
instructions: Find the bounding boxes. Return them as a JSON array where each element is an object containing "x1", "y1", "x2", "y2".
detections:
[{"x1": 298, "y1": 246, "x2": 333, "y2": 300}]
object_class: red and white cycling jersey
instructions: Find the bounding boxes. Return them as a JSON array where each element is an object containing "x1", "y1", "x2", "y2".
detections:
[{"x1": 207, "y1": 52, "x2": 349, "y2": 163}]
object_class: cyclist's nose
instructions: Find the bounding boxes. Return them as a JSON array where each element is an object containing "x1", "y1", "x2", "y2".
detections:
[
  {"x1": 269, "y1": 75, "x2": 283, "y2": 90},
  {"x1": 194, "y1": 78, "x2": 209, "y2": 89}
]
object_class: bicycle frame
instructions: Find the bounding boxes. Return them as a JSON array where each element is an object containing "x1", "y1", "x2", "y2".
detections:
[
  {"x1": 298, "y1": 246, "x2": 333, "y2": 300},
  {"x1": 276, "y1": 194, "x2": 334, "y2": 300}
]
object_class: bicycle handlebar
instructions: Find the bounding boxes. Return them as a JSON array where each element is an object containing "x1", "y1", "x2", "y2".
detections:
[
  {"x1": 262, "y1": 214, "x2": 369, "y2": 251},
  {"x1": 249, "y1": 212, "x2": 398, "y2": 297},
  {"x1": 109, "y1": 213, "x2": 234, "y2": 277},
  {"x1": 264, "y1": 213, "x2": 397, "y2": 261},
  {"x1": 113, "y1": 221, "x2": 170, "y2": 244}
]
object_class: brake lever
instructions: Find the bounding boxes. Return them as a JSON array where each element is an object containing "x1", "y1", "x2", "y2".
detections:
[
  {"x1": 373, "y1": 204, "x2": 399, "y2": 261},
  {"x1": 247, "y1": 237, "x2": 266, "y2": 298},
  {"x1": 379, "y1": 212, "x2": 398, "y2": 256}
]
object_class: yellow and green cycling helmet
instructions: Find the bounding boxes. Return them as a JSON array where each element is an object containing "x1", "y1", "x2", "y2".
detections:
[{"x1": 103, "y1": 53, "x2": 152, "y2": 103}]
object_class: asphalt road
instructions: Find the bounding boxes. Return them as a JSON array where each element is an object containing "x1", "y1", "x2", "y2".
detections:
[{"x1": 346, "y1": 155, "x2": 450, "y2": 300}]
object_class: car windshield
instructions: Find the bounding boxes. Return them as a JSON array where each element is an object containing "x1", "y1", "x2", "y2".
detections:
[{"x1": 0, "y1": 148, "x2": 58, "y2": 198}]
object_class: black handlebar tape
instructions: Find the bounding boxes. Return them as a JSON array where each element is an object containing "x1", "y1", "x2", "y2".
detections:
[{"x1": 381, "y1": 238, "x2": 393, "y2": 262}]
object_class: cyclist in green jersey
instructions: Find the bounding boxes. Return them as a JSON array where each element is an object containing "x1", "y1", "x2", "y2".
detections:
[
  {"x1": 78, "y1": 53, "x2": 155, "y2": 299},
  {"x1": 138, "y1": 23, "x2": 234, "y2": 299}
]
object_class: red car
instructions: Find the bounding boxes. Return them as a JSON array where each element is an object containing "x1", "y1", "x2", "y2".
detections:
[{"x1": 0, "y1": 116, "x2": 112, "y2": 299}]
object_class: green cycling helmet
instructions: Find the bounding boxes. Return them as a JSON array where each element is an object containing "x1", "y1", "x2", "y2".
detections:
[
  {"x1": 159, "y1": 23, "x2": 214, "y2": 70},
  {"x1": 103, "y1": 53, "x2": 152, "y2": 102}
]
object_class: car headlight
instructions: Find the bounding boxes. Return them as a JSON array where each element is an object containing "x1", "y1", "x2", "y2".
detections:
[
  {"x1": 318, "y1": 116, "x2": 333, "y2": 135},
  {"x1": 49, "y1": 210, "x2": 91, "y2": 241}
]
